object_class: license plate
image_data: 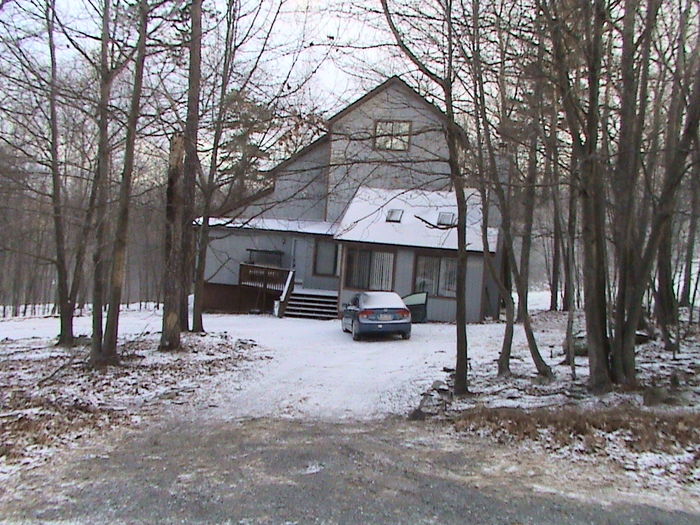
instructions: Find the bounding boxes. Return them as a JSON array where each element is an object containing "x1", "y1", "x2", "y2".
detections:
[{"x1": 378, "y1": 314, "x2": 392, "y2": 321}]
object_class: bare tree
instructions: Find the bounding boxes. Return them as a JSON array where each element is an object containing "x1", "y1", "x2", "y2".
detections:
[
  {"x1": 45, "y1": 0, "x2": 72, "y2": 345},
  {"x1": 103, "y1": 0, "x2": 150, "y2": 356},
  {"x1": 381, "y1": 0, "x2": 474, "y2": 394},
  {"x1": 177, "y1": 0, "x2": 202, "y2": 333},
  {"x1": 160, "y1": 133, "x2": 185, "y2": 350},
  {"x1": 542, "y1": 0, "x2": 700, "y2": 390}
]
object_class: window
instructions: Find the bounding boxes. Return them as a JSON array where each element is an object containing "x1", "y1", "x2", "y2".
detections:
[
  {"x1": 414, "y1": 254, "x2": 457, "y2": 297},
  {"x1": 345, "y1": 247, "x2": 394, "y2": 290},
  {"x1": 314, "y1": 239, "x2": 338, "y2": 276},
  {"x1": 437, "y1": 212, "x2": 455, "y2": 226},
  {"x1": 386, "y1": 209, "x2": 403, "y2": 223},
  {"x1": 414, "y1": 256, "x2": 440, "y2": 296},
  {"x1": 439, "y1": 257, "x2": 457, "y2": 297},
  {"x1": 375, "y1": 120, "x2": 411, "y2": 151}
]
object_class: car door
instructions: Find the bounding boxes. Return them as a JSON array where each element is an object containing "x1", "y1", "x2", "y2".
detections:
[{"x1": 402, "y1": 292, "x2": 428, "y2": 323}]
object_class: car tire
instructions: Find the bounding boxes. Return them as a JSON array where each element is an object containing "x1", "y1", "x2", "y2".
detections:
[
  {"x1": 352, "y1": 321, "x2": 361, "y2": 341},
  {"x1": 401, "y1": 331, "x2": 411, "y2": 340},
  {"x1": 342, "y1": 321, "x2": 350, "y2": 333}
]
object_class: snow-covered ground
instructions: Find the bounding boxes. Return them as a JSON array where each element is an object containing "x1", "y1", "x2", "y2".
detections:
[
  {"x1": 0, "y1": 292, "x2": 568, "y2": 421},
  {"x1": 1, "y1": 293, "x2": 699, "y2": 512},
  {"x1": 0, "y1": 309, "x2": 495, "y2": 421}
]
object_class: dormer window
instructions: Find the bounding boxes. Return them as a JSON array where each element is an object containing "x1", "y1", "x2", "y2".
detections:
[
  {"x1": 386, "y1": 209, "x2": 403, "y2": 223},
  {"x1": 375, "y1": 120, "x2": 411, "y2": 151},
  {"x1": 437, "y1": 212, "x2": 455, "y2": 226}
]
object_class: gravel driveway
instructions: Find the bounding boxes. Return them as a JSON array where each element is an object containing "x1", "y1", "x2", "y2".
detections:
[{"x1": 2, "y1": 416, "x2": 698, "y2": 524}]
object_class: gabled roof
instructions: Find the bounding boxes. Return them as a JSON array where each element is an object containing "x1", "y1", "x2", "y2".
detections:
[
  {"x1": 328, "y1": 76, "x2": 448, "y2": 126},
  {"x1": 334, "y1": 187, "x2": 497, "y2": 253},
  {"x1": 260, "y1": 76, "x2": 446, "y2": 179}
]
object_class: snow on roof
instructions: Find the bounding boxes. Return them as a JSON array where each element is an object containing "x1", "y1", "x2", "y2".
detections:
[
  {"x1": 207, "y1": 217, "x2": 337, "y2": 236},
  {"x1": 334, "y1": 187, "x2": 497, "y2": 252}
]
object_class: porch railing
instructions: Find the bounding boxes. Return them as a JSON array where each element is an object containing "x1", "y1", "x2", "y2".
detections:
[
  {"x1": 239, "y1": 263, "x2": 289, "y2": 293},
  {"x1": 276, "y1": 269, "x2": 296, "y2": 318}
]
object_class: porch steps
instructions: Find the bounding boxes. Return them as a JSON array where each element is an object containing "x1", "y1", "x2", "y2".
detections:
[{"x1": 285, "y1": 289, "x2": 338, "y2": 320}]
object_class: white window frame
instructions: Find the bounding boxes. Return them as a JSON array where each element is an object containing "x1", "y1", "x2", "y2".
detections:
[{"x1": 374, "y1": 120, "x2": 411, "y2": 151}]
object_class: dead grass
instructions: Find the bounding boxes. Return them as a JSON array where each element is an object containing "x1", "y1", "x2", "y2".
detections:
[
  {"x1": 1, "y1": 389, "x2": 127, "y2": 461},
  {"x1": 0, "y1": 332, "x2": 254, "y2": 470},
  {"x1": 454, "y1": 406, "x2": 700, "y2": 454}
]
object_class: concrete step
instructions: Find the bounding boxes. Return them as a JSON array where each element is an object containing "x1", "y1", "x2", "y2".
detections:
[
  {"x1": 287, "y1": 299, "x2": 338, "y2": 310},
  {"x1": 286, "y1": 305, "x2": 338, "y2": 315}
]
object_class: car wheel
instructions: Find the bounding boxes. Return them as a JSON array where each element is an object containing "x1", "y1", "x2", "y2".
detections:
[
  {"x1": 342, "y1": 320, "x2": 350, "y2": 333},
  {"x1": 401, "y1": 331, "x2": 411, "y2": 340},
  {"x1": 352, "y1": 321, "x2": 361, "y2": 341}
]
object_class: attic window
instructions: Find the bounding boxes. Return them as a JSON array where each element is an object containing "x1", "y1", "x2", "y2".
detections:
[
  {"x1": 386, "y1": 209, "x2": 404, "y2": 223},
  {"x1": 437, "y1": 212, "x2": 456, "y2": 226},
  {"x1": 375, "y1": 120, "x2": 411, "y2": 151}
]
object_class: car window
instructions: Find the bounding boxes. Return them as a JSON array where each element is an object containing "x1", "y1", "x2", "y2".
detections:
[
  {"x1": 351, "y1": 294, "x2": 360, "y2": 307},
  {"x1": 402, "y1": 292, "x2": 428, "y2": 307}
]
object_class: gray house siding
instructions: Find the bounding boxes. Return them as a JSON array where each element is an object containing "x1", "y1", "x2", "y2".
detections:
[
  {"x1": 480, "y1": 248, "x2": 502, "y2": 320},
  {"x1": 205, "y1": 228, "x2": 292, "y2": 285},
  {"x1": 420, "y1": 254, "x2": 485, "y2": 323},
  {"x1": 241, "y1": 137, "x2": 330, "y2": 221},
  {"x1": 326, "y1": 82, "x2": 452, "y2": 223},
  {"x1": 205, "y1": 228, "x2": 338, "y2": 291}
]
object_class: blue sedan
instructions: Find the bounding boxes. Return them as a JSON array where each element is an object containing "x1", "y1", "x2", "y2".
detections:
[{"x1": 341, "y1": 291, "x2": 411, "y2": 341}]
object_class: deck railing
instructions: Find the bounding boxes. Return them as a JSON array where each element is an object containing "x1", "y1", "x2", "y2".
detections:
[{"x1": 239, "y1": 263, "x2": 289, "y2": 293}]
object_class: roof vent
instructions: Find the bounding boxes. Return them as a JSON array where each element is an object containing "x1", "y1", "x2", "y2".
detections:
[
  {"x1": 437, "y1": 212, "x2": 455, "y2": 226},
  {"x1": 386, "y1": 209, "x2": 403, "y2": 223}
]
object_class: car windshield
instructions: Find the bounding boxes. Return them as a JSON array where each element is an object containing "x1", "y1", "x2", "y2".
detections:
[{"x1": 361, "y1": 292, "x2": 406, "y2": 309}]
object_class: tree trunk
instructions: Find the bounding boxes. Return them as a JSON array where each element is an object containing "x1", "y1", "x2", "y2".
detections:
[
  {"x1": 562, "y1": 171, "x2": 578, "y2": 311},
  {"x1": 89, "y1": 0, "x2": 116, "y2": 367},
  {"x1": 517, "y1": 25, "x2": 545, "y2": 321},
  {"x1": 544, "y1": 0, "x2": 611, "y2": 392},
  {"x1": 192, "y1": 0, "x2": 239, "y2": 333},
  {"x1": 497, "y1": 287, "x2": 515, "y2": 376},
  {"x1": 564, "y1": 195, "x2": 578, "y2": 380},
  {"x1": 617, "y1": 31, "x2": 700, "y2": 385},
  {"x1": 679, "y1": 145, "x2": 699, "y2": 306},
  {"x1": 454, "y1": 177, "x2": 470, "y2": 393},
  {"x1": 548, "y1": 103, "x2": 562, "y2": 312},
  {"x1": 381, "y1": 0, "x2": 471, "y2": 393},
  {"x1": 580, "y1": 171, "x2": 612, "y2": 392},
  {"x1": 180, "y1": 0, "x2": 203, "y2": 332},
  {"x1": 160, "y1": 134, "x2": 185, "y2": 351},
  {"x1": 517, "y1": 119, "x2": 539, "y2": 321},
  {"x1": 656, "y1": 221, "x2": 678, "y2": 334},
  {"x1": 45, "y1": 0, "x2": 73, "y2": 346},
  {"x1": 192, "y1": 210, "x2": 209, "y2": 333},
  {"x1": 103, "y1": 0, "x2": 149, "y2": 355}
]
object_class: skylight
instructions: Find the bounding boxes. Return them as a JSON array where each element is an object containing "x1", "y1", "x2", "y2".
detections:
[
  {"x1": 386, "y1": 209, "x2": 403, "y2": 223},
  {"x1": 437, "y1": 212, "x2": 455, "y2": 226}
]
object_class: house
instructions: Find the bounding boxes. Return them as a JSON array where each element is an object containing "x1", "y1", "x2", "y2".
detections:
[{"x1": 202, "y1": 76, "x2": 501, "y2": 322}]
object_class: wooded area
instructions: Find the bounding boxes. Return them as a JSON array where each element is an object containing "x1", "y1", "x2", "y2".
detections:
[{"x1": 0, "y1": 0, "x2": 698, "y2": 395}]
